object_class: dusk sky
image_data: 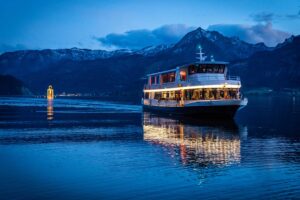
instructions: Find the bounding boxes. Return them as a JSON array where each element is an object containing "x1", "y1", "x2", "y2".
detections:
[{"x1": 1, "y1": 0, "x2": 300, "y2": 52}]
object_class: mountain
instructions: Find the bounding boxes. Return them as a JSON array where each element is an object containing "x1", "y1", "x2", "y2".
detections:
[
  {"x1": 0, "y1": 48, "x2": 133, "y2": 78},
  {"x1": 139, "y1": 27, "x2": 270, "y2": 74},
  {"x1": 168, "y1": 27, "x2": 270, "y2": 62},
  {"x1": 231, "y1": 35, "x2": 300, "y2": 89},
  {"x1": 0, "y1": 27, "x2": 292, "y2": 100},
  {"x1": 135, "y1": 44, "x2": 174, "y2": 56},
  {"x1": 0, "y1": 75, "x2": 31, "y2": 95}
]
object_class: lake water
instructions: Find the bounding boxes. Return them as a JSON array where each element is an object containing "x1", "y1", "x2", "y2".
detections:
[{"x1": 0, "y1": 96, "x2": 299, "y2": 199}]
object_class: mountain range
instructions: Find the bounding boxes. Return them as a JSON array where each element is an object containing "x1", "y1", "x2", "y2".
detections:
[{"x1": 0, "y1": 27, "x2": 299, "y2": 99}]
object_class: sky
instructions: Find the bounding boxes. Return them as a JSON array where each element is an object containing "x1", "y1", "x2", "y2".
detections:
[{"x1": 1, "y1": 0, "x2": 300, "y2": 52}]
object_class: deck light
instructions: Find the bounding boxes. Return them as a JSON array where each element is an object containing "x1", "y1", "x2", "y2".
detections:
[{"x1": 143, "y1": 84, "x2": 241, "y2": 93}]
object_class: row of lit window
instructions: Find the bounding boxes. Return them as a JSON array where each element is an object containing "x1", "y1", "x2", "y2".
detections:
[
  {"x1": 144, "y1": 89, "x2": 239, "y2": 100},
  {"x1": 149, "y1": 65, "x2": 225, "y2": 85}
]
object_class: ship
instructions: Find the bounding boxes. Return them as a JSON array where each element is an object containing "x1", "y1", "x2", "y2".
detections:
[{"x1": 142, "y1": 45, "x2": 248, "y2": 118}]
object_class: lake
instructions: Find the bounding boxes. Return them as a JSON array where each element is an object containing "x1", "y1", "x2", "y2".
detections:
[{"x1": 0, "y1": 96, "x2": 299, "y2": 199}]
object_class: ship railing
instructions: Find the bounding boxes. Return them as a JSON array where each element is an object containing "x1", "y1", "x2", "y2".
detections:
[
  {"x1": 145, "y1": 99, "x2": 182, "y2": 107},
  {"x1": 226, "y1": 76, "x2": 240, "y2": 81},
  {"x1": 144, "y1": 82, "x2": 178, "y2": 90},
  {"x1": 143, "y1": 78, "x2": 241, "y2": 90},
  {"x1": 144, "y1": 97, "x2": 246, "y2": 107}
]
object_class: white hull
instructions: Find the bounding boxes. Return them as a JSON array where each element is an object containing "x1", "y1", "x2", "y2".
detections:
[{"x1": 143, "y1": 98, "x2": 248, "y2": 109}]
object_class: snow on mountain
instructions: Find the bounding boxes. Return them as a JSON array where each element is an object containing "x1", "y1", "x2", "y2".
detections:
[
  {"x1": 135, "y1": 44, "x2": 174, "y2": 56},
  {"x1": 172, "y1": 27, "x2": 270, "y2": 61}
]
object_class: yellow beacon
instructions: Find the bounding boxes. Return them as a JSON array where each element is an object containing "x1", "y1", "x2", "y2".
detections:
[{"x1": 47, "y1": 85, "x2": 54, "y2": 100}]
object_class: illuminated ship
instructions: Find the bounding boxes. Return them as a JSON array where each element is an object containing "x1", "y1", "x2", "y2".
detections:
[{"x1": 142, "y1": 46, "x2": 248, "y2": 117}]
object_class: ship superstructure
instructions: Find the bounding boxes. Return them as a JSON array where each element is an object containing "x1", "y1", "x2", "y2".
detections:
[{"x1": 142, "y1": 46, "x2": 247, "y2": 117}]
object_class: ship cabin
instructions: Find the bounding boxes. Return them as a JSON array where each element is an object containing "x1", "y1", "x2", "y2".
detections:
[{"x1": 143, "y1": 62, "x2": 241, "y2": 104}]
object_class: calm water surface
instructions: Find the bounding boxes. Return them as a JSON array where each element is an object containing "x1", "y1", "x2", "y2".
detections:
[{"x1": 0, "y1": 96, "x2": 299, "y2": 199}]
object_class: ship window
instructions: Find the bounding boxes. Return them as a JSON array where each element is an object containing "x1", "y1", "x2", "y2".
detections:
[
  {"x1": 156, "y1": 75, "x2": 160, "y2": 84},
  {"x1": 219, "y1": 65, "x2": 225, "y2": 73},
  {"x1": 198, "y1": 64, "x2": 226, "y2": 74},
  {"x1": 180, "y1": 71, "x2": 187, "y2": 81},
  {"x1": 162, "y1": 92, "x2": 169, "y2": 99},
  {"x1": 175, "y1": 91, "x2": 181, "y2": 100},
  {"x1": 198, "y1": 65, "x2": 206, "y2": 73},
  {"x1": 182, "y1": 88, "x2": 239, "y2": 100},
  {"x1": 151, "y1": 76, "x2": 156, "y2": 84},
  {"x1": 169, "y1": 72, "x2": 175, "y2": 82},
  {"x1": 192, "y1": 89, "x2": 200, "y2": 100},
  {"x1": 188, "y1": 65, "x2": 197, "y2": 75},
  {"x1": 207, "y1": 66, "x2": 213, "y2": 73},
  {"x1": 161, "y1": 72, "x2": 176, "y2": 83},
  {"x1": 161, "y1": 74, "x2": 168, "y2": 83},
  {"x1": 213, "y1": 65, "x2": 219, "y2": 73},
  {"x1": 169, "y1": 91, "x2": 175, "y2": 100},
  {"x1": 184, "y1": 90, "x2": 192, "y2": 100},
  {"x1": 154, "y1": 92, "x2": 161, "y2": 99},
  {"x1": 190, "y1": 64, "x2": 226, "y2": 74}
]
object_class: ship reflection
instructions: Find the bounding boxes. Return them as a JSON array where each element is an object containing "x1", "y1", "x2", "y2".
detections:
[
  {"x1": 47, "y1": 100, "x2": 54, "y2": 120},
  {"x1": 143, "y1": 112, "x2": 247, "y2": 167}
]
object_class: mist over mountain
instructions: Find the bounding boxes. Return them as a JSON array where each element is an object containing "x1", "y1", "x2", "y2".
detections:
[{"x1": 0, "y1": 27, "x2": 298, "y2": 100}]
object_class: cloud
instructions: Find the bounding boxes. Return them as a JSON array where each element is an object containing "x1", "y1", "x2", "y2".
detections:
[
  {"x1": 0, "y1": 44, "x2": 27, "y2": 54},
  {"x1": 96, "y1": 24, "x2": 196, "y2": 49},
  {"x1": 208, "y1": 23, "x2": 291, "y2": 47},
  {"x1": 285, "y1": 10, "x2": 300, "y2": 20},
  {"x1": 251, "y1": 10, "x2": 300, "y2": 22},
  {"x1": 251, "y1": 12, "x2": 275, "y2": 23}
]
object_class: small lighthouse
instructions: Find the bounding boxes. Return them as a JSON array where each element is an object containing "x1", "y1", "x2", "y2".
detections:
[{"x1": 47, "y1": 85, "x2": 54, "y2": 100}]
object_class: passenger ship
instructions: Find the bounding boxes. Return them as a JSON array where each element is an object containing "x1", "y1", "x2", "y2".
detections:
[{"x1": 142, "y1": 46, "x2": 248, "y2": 117}]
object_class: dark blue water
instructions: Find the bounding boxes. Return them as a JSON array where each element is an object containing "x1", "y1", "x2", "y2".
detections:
[{"x1": 0, "y1": 96, "x2": 299, "y2": 200}]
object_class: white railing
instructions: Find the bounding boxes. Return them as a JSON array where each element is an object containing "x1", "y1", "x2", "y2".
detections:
[
  {"x1": 144, "y1": 82, "x2": 177, "y2": 90},
  {"x1": 144, "y1": 76, "x2": 241, "y2": 89},
  {"x1": 144, "y1": 99, "x2": 182, "y2": 107},
  {"x1": 143, "y1": 98, "x2": 246, "y2": 107},
  {"x1": 227, "y1": 76, "x2": 240, "y2": 81}
]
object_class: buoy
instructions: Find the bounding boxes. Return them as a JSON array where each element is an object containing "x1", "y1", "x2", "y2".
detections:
[{"x1": 47, "y1": 85, "x2": 54, "y2": 100}]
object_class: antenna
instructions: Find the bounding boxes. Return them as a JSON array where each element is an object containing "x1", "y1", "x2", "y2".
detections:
[{"x1": 196, "y1": 44, "x2": 206, "y2": 62}]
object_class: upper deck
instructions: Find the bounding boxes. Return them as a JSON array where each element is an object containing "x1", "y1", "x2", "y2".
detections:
[
  {"x1": 146, "y1": 61, "x2": 229, "y2": 76},
  {"x1": 144, "y1": 61, "x2": 241, "y2": 91}
]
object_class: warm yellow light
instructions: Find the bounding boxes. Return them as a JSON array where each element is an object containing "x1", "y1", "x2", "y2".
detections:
[
  {"x1": 47, "y1": 85, "x2": 54, "y2": 100},
  {"x1": 47, "y1": 100, "x2": 54, "y2": 120},
  {"x1": 144, "y1": 84, "x2": 240, "y2": 93},
  {"x1": 180, "y1": 71, "x2": 186, "y2": 75}
]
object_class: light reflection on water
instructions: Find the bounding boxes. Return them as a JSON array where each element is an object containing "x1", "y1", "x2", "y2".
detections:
[
  {"x1": 47, "y1": 100, "x2": 54, "y2": 120},
  {"x1": 0, "y1": 96, "x2": 299, "y2": 199},
  {"x1": 143, "y1": 112, "x2": 247, "y2": 168}
]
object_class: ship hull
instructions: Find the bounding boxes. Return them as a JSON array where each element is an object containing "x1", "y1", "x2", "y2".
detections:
[
  {"x1": 143, "y1": 104, "x2": 241, "y2": 118},
  {"x1": 142, "y1": 98, "x2": 248, "y2": 118}
]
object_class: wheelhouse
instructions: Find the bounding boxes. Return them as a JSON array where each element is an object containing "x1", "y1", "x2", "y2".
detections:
[{"x1": 188, "y1": 63, "x2": 226, "y2": 74}]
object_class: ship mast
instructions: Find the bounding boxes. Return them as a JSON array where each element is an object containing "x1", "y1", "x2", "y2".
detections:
[{"x1": 196, "y1": 44, "x2": 206, "y2": 62}]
